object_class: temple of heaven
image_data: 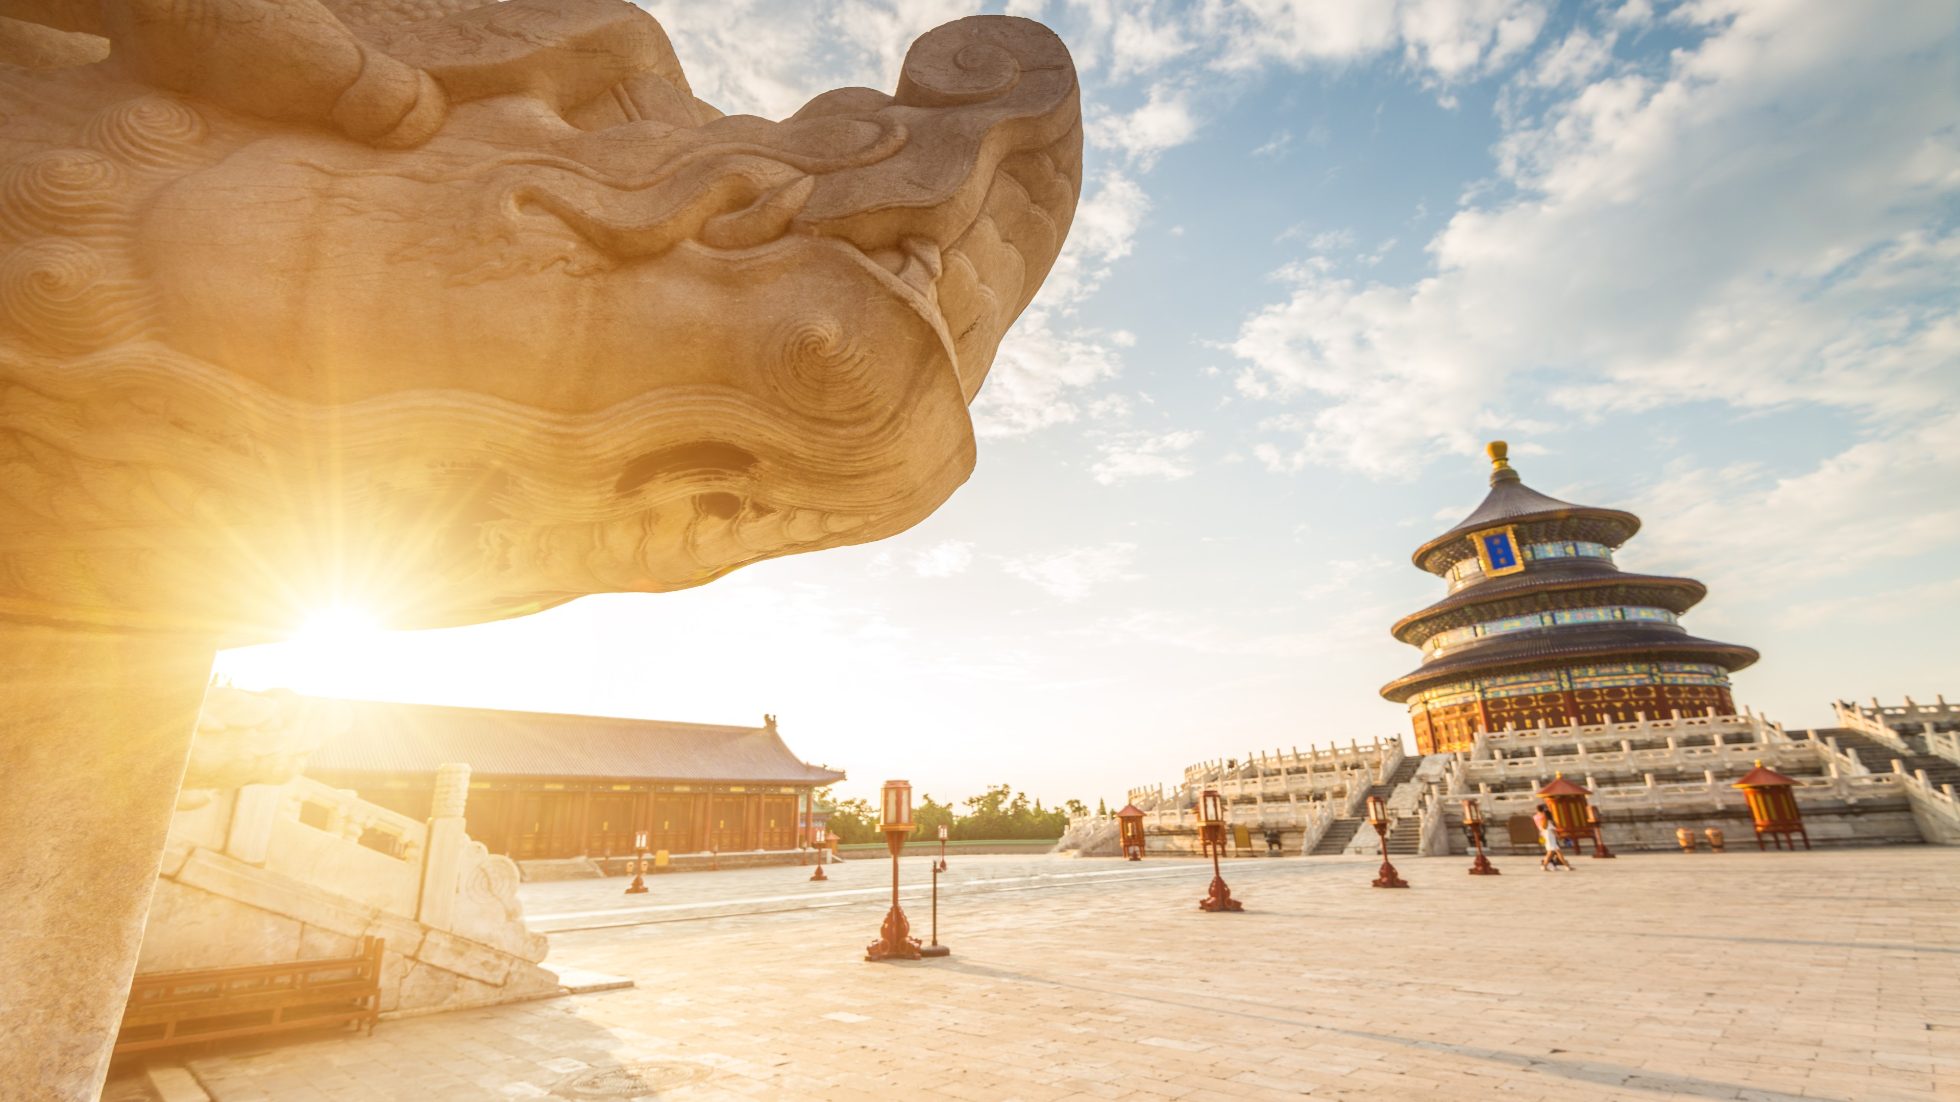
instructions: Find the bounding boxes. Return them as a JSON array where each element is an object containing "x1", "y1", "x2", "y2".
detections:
[{"x1": 1381, "y1": 442, "x2": 1759, "y2": 754}]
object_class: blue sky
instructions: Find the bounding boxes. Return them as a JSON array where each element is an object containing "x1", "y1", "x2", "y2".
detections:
[{"x1": 220, "y1": 0, "x2": 1960, "y2": 810}]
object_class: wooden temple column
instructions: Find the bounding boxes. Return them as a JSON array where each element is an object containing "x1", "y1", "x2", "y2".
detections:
[{"x1": 574, "y1": 789, "x2": 593, "y2": 857}]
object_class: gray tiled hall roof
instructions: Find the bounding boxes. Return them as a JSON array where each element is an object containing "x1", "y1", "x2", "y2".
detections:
[{"x1": 303, "y1": 697, "x2": 845, "y2": 784}]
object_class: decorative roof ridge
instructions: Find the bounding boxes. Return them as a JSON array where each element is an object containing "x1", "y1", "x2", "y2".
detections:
[
  {"x1": 1411, "y1": 442, "x2": 1641, "y2": 569},
  {"x1": 292, "y1": 692, "x2": 773, "y2": 736}
]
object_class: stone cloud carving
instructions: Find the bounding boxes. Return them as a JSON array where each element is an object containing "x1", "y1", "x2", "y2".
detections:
[{"x1": 0, "y1": 0, "x2": 1082, "y2": 640}]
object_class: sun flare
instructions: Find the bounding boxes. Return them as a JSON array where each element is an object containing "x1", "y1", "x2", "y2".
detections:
[{"x1": 291, "y1": 606, "x2": 384, "y2": 649}]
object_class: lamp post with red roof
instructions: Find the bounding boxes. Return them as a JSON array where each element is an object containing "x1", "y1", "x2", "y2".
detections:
[
  {"x1": 1536, "y1": 774, "x2": 1594, "y2": 857},
  {"x1": 1116, "y1": 804, "x2": 1146, "y2": 861},
  {"x1": 1734, "y1": 761, "x2": 1810, "y2": 851}
]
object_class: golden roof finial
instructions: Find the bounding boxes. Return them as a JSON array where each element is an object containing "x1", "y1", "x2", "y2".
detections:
[{"x1": 1487, "y1": 440, "x2": 1510, "y2": 470}]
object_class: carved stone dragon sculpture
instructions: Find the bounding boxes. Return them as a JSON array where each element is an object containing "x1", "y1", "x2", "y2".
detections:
[
  {"x1": 0, "y1": 0, "x2": 1081, "y2": 640},
  {"x1": 0, "y1": 4, "x2": 1078, "y2": 1095}
]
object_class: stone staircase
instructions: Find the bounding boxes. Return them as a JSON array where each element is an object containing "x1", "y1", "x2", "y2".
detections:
[
  {"x1": 1826, "y1": 729, "x2": 1960, "y2": 790},
  {"x1": 1310, "y1": 755, "x2": 1425, "y2": 856},
  {"x1": 1384, "y1": 817, "x2": 1421, "y2": 855},
  {"x1": 1310, "y1": 818, "x2": 1364, "y2": 855}
]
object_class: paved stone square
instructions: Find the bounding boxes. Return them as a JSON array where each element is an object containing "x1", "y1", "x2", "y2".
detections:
[{"x1": 167, "y1": 848, "x2": 1956, "y2": 1100}]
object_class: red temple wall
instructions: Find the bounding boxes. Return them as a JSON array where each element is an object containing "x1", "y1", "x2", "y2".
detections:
[{"x1": 1411, "y1": 682, "x2": 1737, "y2": 754}]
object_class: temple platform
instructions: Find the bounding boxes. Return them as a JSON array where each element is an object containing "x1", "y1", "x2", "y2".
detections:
[{"x1": 108, "y1": 849, "x2": 1958, "y2": 1100}]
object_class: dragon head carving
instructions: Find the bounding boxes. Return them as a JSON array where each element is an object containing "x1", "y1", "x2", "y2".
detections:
[{"x1": 0, "y1": 0, "x2": 1080, "y2": 640}]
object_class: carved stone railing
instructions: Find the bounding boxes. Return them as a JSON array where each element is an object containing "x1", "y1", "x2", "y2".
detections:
[
  {"x1": 1135, "y1": 794, "x2": 1341, "y2": 845},
  {"x1": 1178, "y1": 736, "x2": 1400, "y2": 788},
  {"x1": 1417, "y1": 790, "x2": 1448, "y2": 857},
  {"x1": 1928, "y1": 728, "x2": 1960, "y2": 770},
  {"x1": 1475, "y1": 711, "x2": 1781, "y2": 758},
  {"x1": 1834, "y1": 695, "x2": 1960, "y2": 744},
  {"x1": 1448, "y1": 739, "x2": 1816, "y2": 794},
  {"x1": 1832, "y1": 699, "x2": 1915, "y2": 753}
]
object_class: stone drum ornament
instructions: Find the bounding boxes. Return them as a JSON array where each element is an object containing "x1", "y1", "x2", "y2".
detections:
[{"x1": 0, "y1": 3, "x2": 1081, "y2": 1096}]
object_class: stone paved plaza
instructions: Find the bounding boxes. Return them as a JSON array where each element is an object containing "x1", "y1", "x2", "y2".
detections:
[{"x1": 156, "y1": 848, "x2": 1956, "y2": 1101}]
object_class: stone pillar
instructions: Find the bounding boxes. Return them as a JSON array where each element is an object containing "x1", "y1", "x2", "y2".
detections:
[
  {"x1": 0, "y1": 622, "x2": 216, "y2": 1101},
  {"x1": 224, "y1": 783, "x2": 288, "y2": 866},
  {"x1": 418, "y1": 763, "x2": 473, "y2": 933}
]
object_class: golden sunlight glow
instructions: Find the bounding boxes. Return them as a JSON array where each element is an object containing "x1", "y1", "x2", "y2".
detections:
[
  {"x1": 271, "y1": 606, "x2": 388, "y2": 695},
  {"x1": 292, "y1": 606, "x2": 384, "y2": 648}
]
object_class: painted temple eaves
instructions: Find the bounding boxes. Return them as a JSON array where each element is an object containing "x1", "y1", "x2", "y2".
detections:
[{"x1": 1381, "y1": 442, "x2": 1759, "y2": 754}]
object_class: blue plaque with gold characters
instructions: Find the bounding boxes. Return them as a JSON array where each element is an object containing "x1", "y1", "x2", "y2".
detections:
[{"x1": 1472, "y1": 524, "x2": 1525, "y2": 578}]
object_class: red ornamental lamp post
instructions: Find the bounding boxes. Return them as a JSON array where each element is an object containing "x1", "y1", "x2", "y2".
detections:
[
  {"x1": 865, "y1": 780, "x2": 925, "y2": 961},
  {"x1": 1733, "y1": 760, "x2": 1811, "y2": 851},
  {"x1": 1196, "y1": 788, "x2": 1243, "y2": 912},
  {"x1": 1461, "y1": 799, "x2": 1499, "y2": 875},
  {"x1": 1583, "y1": 802, "x2": 1616, "y2": 859},
  {"x1": 809, "y1": 827, "x2": 828, "y2": 881},
  {"x1": 1368, "y1": 795, "x2": 1408, "y2": 888},
  {"x1": 1536, "y1": 773, "x2": 1592, "y2": 855},
  {"x1": 1116, "y1": 803, "x2": 1146, "y2": 861}
]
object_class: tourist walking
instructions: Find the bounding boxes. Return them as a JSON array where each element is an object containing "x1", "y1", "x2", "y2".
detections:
[{"x1": 1534, "y1": 803, "x2": 1572, "y2": 871}]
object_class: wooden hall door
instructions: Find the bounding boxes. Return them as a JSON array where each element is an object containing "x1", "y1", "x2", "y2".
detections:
[
  {"x1": 587, "y1": 792, "x2": 637, "y2": 856},
  {"x1": 710, "y1": 796, "x2": 746, "y2": 851},
  {"x1": 650, "y1": 795, "x2": 694, "y2": 853},
  {"x1": 758, "y1": 796, "x2": 797, "y2": 850}
]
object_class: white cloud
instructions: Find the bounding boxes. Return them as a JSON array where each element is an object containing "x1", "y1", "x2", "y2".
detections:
[
  {"x1": 972, "y1": 313, "x2": 1124, "y2": 438},
  {"x1": 642, "y1": 0, "x2": 970, "y2": 118},
  {"x1": 1089, "y1": 83, "x2": 1199, "y2": 169},
  {"x1": 1774, "y1": 577, "x2": 1960, "y2": 631},
  {"x1": 909, "y1": 540, "x2": 976, "y2": 579},
  {"x1": 1253, "y1": 130, "x2": 1293, "y2": 158},
  {"x1": 1398, "y1": 0, "x2": 1548, "y2": 81},
  {"x1": 1526, "y1": 27, "x2": 1616, "y2": 89},
  {"x1": 1001, "y1": 543, "x2": 1143, "y2": 602},
  {"x1": 1072, "y1": 600, "x2": 1399, "y2": 660},
  {"x1": 1228, "y1": 1, "x2": 1960, "y2": 477},
  {"x1": 1091, "y1": 429, "x2": 1203, "y2": 485},
  {"x1": 971, "y1": 172, "x2": 1151, "y2": 437},
  {"x1": 1203, "y1": 0, "x2": 1549, "y2": 83},
  {"x1": 1622, "y1": 408, "x2": 1960, "y2": 604}
]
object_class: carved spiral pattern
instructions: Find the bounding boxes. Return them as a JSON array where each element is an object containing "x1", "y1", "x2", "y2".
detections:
[
  {"x1": 81, "y1": 96, "x2": 210, "y2": 172},
  {"x1": 770, "y1": 315, "x2": 882, "y2": 418},
  {"x1": 897, "y1": 33, "x2": 1022, "y2": 108},
  {"x1": 0, "y1": 150, "x2": 128, "y2": 241},
  {"x1": 0, "y1": 239, "x2": 149, "y2": 352}
]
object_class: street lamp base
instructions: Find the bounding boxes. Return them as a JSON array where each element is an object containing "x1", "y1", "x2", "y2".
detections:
[
  {"x1": 1468, "y1": 855, "x2": 1500, "y2": 875},
  {"x1": 920, "y1": 944, "x2": 951, "y2": 958},
  {"x1": 1198, "y1": 875, "x2": 1244, "y2": 912},
  {"x1": 1373, "y1": 860, "x2": 1410, "y2": 888},
  {"x1": 864, "y1": 905, "x2": 923, "y2": 962}
]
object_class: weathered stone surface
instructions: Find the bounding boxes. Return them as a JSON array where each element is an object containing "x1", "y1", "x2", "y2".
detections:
[
  {"x1": 0, "y1": 3, "x2": 1079, "y2": 1097},
  {"x1": 0, "y1": 3, "x2": 1079, "y2": 638},
  {"x1": 0, "y1": 624, "x2": 214, "y2": 1101},
  {"x1": 172, "y1": 847, "x2": 381, "y2": 942},
  {"x1": 417, "y1": 928, "x2": 514, "y2": 987},
  {"x1": 137, "y1": 878, "x2": 306, "y2": 973}
]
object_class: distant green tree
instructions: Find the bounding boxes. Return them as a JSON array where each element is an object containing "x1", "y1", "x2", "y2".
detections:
[
  {"x1": 1096, "y1": 797, "x2": 1108, "y2": 817},
  {"x1": 916, "y1": 793, "x2": 955, "y2": 840},
  {"x1": 826, "y1": 796, "x2": 879, "y2": 844}
]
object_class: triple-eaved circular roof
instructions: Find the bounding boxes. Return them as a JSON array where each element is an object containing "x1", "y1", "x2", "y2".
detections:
[{"x1": 1380, "y1": 442, "x2": 1759, "y2": 704}]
